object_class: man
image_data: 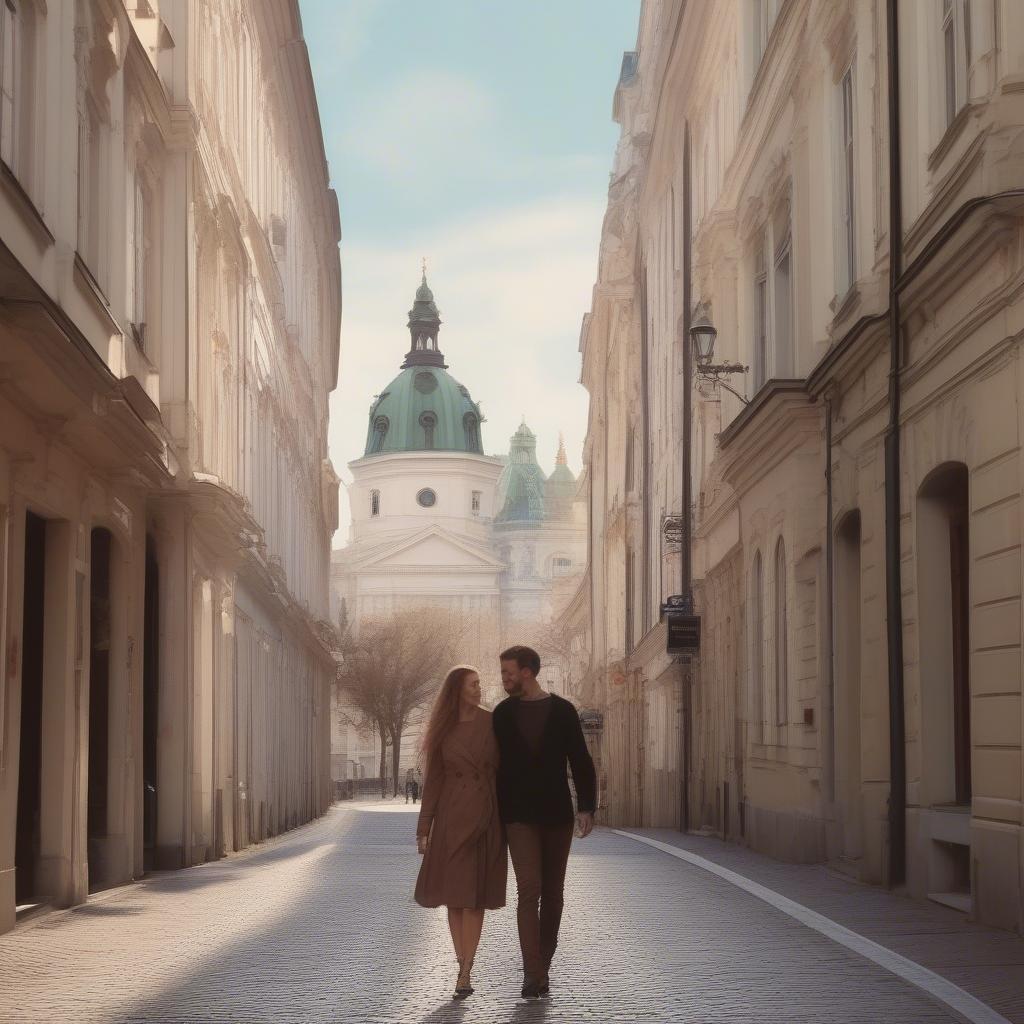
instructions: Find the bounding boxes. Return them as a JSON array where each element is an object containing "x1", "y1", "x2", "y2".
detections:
[{"x1": 493, "y1": 645, "x2": 596, "y2": 998}]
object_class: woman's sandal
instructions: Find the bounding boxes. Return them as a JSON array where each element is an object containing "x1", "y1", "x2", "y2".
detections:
[{"x1": 454, "y1": 957, "x2": 474, "y2": 998}]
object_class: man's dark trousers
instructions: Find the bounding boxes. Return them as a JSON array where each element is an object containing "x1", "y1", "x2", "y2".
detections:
[{"x1": 506, "y1": 821, "x2": 574, "y2": 979}]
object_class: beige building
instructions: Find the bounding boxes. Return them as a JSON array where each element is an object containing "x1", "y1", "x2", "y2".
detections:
[
  {"x1": 0, "y1": 0, "x2": 340, "y2": 934},
  {"x1": 576, "y1": 0, "x2": 1024, "y2": 934}
]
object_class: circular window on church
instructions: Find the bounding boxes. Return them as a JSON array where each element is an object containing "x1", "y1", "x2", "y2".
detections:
[
  {"x1": 416, "y1": 488, "x2": 437, "y2": 508},
  {"x1": 414, "y1": 371, "x2": 438, "y2": 394}
]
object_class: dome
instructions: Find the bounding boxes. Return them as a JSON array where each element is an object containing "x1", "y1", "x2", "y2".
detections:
[
  {"x1": 495, "y1": 420, "x2": 547, "y2": 523},
  {"x1": 364, "y1": 366, "x2": 485, "y2": 456}
]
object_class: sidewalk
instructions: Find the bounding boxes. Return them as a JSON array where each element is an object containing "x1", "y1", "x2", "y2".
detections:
[{"x1": 624, "y1": 827, "x2": 1024, "y2": 1024}]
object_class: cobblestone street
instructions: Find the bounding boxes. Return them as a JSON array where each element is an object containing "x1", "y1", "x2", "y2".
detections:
[{"x1": 1, "y1": 804, "x2": 1021, "y2": 1024}]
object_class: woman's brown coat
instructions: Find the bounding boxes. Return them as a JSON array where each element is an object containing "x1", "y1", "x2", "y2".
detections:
[{"x1": 414, "y1": 707, "x2": 507, "y2": 910}]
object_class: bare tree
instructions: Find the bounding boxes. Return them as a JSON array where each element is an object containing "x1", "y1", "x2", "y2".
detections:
[{"x1": 335, "y1": 606, "x2": 468, "y2": 796}]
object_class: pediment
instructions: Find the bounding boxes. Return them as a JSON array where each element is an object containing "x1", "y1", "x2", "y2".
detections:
[{"x1": 353, "y1": 526, "x2": 505, "y2": 571}]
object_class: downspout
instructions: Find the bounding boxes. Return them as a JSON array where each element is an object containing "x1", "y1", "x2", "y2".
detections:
[
  {"x1": 680, "y1": 118, "x2": 693, "y2": 834},
  {"x1": 824, "y1": 393, "x2": 836, "y2": 808},
  {"x1": 884, "y1": 0, "x2": 906, "y2": 887}
]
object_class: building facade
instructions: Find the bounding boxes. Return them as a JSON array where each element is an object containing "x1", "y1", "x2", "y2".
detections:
[
  {"x1": 330, "y1": 277, "x2": 586, "y2": 783},
  {"x1": 0, "y1": 0, "x2": 340, "y2": 934},
  {"x1": 576, "y1": 0, "x2": 1024, "y2": 934}
]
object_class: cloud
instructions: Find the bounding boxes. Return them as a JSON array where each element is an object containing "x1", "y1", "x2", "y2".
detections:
[{"x1": 328, "y1": 194, "x2": 606, "y2": 545}]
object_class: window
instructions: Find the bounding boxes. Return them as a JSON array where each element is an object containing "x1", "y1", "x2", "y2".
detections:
[
  {"x1": 414, "y1": 371, "x2": 437, "y2": 394},
  {"x1": 471, "y1": 490, "x2": 481, "y2": 515},
  {"x1": 270, "y1": 215, "x2": 286, "y2": 261},
  {"x1": 419, "y1": 411, "x2": 437, "y2": 449},
  {"x1": 773, "y1": 200, "x2": 792, "y2": 377},
  {"x1": 131, "y1": 175, "x2": 150, "y2": 347},
  {"x1": 625, "y1": 546, "x2": 635, "y2": 654},
  {"x1": 0, "y1": 0, "x2": 18, "y2": 169},
  {"x1": 838, "y1": 66, "x2": 856, "y2": 297},
  {"x1": 752, "y1": 1, "x2": 781, "y2": 70},
  {"x1": 753, "y1": 236, "x2": 768, "y2": 389},
  {"x1": 774, "y1": 538, "x2": 788, "y2": 728},
  {"x1": 942, "y1": 0, "x2": 970, "y2": 129},
  {"x1": 78, "y1": 98, "x2": 104, "y2": 283},
  {"x1": 370, "y1": 490, "x2": 380, "y2": 517},
  {"x1": 370, "y1": 416, "x2": 389, "y2": 454},
  {"x1": 416, "y1": 488, "x2": 437, "y2": 508},
  {"x1": 750, "y1": 551, "x2": 764, "y2": 741},
  {"x1": 553, "y1": 556, "x2": 573, "y2": 577},
  {"x1": 464, "y1": 413, "x2": 480, "y2": 453},
  {"x1": 625, "y1": 422, "x2": 636, "y2": 492}
]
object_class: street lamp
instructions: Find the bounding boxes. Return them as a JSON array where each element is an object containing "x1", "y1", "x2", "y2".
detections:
[
  {"x1": 688, "y1": 308, "x2": 749, "y2": 404},
  {"x1": 690, "y1": 312, "x2": 718, "y2": 368}
]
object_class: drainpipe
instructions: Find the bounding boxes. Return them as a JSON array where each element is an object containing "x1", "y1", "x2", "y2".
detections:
[
  {"x1": 824, "y1": 393, "x2": 836, "y2": 807},
  {"x1": 884, "y1": 0, "x2": 906, "y2": 888},
  {"x1": 680, "y1": 118, "x2": 693, "y2": 834}
]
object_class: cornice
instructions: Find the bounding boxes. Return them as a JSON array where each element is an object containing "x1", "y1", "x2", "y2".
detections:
[
  {"x1": 806, "y1": 313, "x2": 888, "y2": 397},
  {"x1": 717, "y1": 380, "x2": 821, "y2": 494}
]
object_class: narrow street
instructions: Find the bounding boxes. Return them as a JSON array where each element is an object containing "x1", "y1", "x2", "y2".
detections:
[{"x1": 2, "y1": 804, "x2": 1020, "y2": 1024}]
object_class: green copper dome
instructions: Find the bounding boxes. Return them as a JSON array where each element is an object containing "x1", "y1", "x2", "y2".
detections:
[
  {"x1": 364, "y1": 367, "x2": 485, "y2": 456},
  {"x1": 496, "y1": 421, "x2": 547, "y2": 523}
]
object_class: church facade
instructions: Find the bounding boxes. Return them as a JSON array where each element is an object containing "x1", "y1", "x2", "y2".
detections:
[{"x1": 330, "y1": 277, "x2": 585, "y2": 784}]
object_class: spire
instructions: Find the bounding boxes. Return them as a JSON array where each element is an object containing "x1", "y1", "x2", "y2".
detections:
[
  {"x1": 402, "y1": 265, "x2": 445, "y2": 369},
  {"x1": 556, "y1": 433, "x2": 568, "y2": 466}
]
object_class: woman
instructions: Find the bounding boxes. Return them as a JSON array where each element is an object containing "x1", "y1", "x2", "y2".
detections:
[{"x1": 415, "y1": 666, "x2": 507, "y2": 998}]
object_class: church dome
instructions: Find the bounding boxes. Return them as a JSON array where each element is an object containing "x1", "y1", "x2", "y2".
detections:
[
  {"x1": 363, "y1": 272, "x2": 485, "y2": 457},
  {"x1": 364, "y1": 366, "x2": 484, "y2": 456},
  {"x1": 496, "y1": 420, "x2": 547, "y2": 523}
]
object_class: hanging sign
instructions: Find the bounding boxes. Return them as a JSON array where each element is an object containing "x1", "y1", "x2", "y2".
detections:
[{"x1": 665, "y1": 612, "x2": 701, "y2": 655}]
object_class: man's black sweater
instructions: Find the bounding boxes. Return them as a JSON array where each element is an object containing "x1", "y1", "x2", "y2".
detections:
[{"x1": 493, "y1": 693, "x2": 597, "y2": 826}]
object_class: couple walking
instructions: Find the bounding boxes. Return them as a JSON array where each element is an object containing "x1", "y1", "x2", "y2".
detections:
[{"x1": 414, "y1": 645, "x2": 597, "y2": 999}]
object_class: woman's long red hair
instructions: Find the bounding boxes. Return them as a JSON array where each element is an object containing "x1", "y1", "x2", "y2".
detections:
[{"x1": 422, "y1": 665, "x2": 479, "y2": 767}]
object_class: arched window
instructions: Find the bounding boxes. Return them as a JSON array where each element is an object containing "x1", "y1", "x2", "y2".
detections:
[
  {"x1": 774, "y1": 537, "x2": 788, "y2": 730},
  {"x1": 371, "y1": 416, "x2": 389, "y2": 453},
  {"x1": 750, "y1": 550, "x2": 764, "y2": 742},
  {"x1": 463, "y1": 413, "x2": 480, "y2": 453},
  {"x1": 552, "y1": 556, "x2": 572, "y2": 577},
  {"x1": 420, "y1": 411, "x2": 436, "y2": 449},
  {"x1": 370, "y1": 489, "x2": 380, "y2": 517}
]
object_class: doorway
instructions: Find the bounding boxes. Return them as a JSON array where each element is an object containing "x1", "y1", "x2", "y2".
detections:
[
  {"x1": 917, "y1": 462, "x2": 972, "y2": 907},
  {"x1": 143, "y1": 536, "x2": 159, "y2": 871},
  {"x1": 87, "y1": 528, "x2": 112, "y2": 891},
  {"x1": 15, "y1": 512, "x2": 46, "y2": 905},
  {"x1": 835, "y1": 511, "x2": 863, "y2": 865}
]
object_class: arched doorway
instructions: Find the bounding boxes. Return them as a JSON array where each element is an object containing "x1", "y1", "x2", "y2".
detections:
[
  {"x1": 142, "y1": 536, "x2": 159, "y2": 871},
  {"x1": 916, "y1": 462, "x2": 971, "y2": 908},
  {"x1": 835, "y1": 511, "x2": 863, "y2": 867},
  {"x1": 87, "y1": 528, "x2": 112, "y2": 892},
  {"x1": 15, "y1": 511, "x2": 47, "y2": 906}
]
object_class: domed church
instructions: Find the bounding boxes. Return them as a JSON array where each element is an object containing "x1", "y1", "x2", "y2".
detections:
[{"x1": 329, "y1": 274, "x2": 586, "y2": 783}]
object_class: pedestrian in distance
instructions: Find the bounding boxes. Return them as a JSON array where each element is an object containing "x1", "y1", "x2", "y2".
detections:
[
  {"x1": 404, "y1": 767, "x2": 416, "y2": 804},
  {"x1": 493, "y1": 645, "x2": 596, "y2": 999},
  {"x1": 414, "y1": 666, "x2": 507, "y2": 999}
]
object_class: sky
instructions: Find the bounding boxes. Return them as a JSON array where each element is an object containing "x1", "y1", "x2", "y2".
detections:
[{"x1": 299, "y1": 0, "x2": 641, "y2": 545}]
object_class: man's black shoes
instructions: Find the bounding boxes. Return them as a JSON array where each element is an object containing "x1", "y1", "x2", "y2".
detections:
[{"x1": 521, "y1": 978, "x2": 543, "y2": 998}]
